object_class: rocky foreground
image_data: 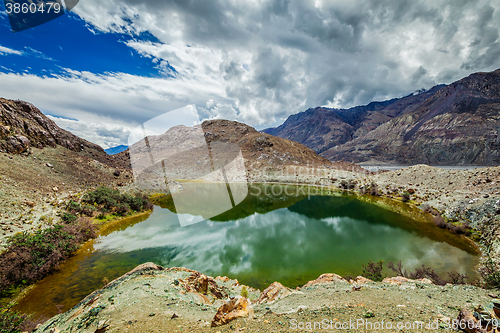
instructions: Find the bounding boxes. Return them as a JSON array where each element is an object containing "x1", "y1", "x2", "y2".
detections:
[{"x1": 34, "y1": 263, "x2": 497, "y2": 333}]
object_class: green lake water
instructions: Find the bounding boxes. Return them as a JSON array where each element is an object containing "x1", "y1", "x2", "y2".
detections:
[{"x1": 14, "y1": 184, "x2": 479, "y2": 318}]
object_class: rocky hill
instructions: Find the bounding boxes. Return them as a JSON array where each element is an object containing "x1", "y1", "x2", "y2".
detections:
[
  {"x1": 0, "y1": 98, "x2": 128, "y2": 169},
  {"x1": 325, "y1": 69, "x2": 500, "y2": 165},
  {"x1": 127, "y1": 119, "x2": 366, "y2": 188},
  {"x1": 265, "y1": 68, "x2": 500, "y2": 165},
  {"x1": 263, "y1": 85, "x2": 445, "y2": 154},
  {"x1": 0, "y1": 98, "x2": 133, "y2": 244},
  {"x1": 202, "y1": 119, "x2": 333, "y2": 168}
]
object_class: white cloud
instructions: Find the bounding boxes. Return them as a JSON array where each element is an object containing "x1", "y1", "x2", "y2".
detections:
[
  {"x1": 46, "y1": 115, "x2": 130, "y2": 149},
  {"x1": 1, "y1": 0, "x2": 500, "y2": 146},
  {"x1": 71, "y1": 0, "x2": 500, "y2": 124},
  {"x1": 0, "y1": 69, "x2": 235, "y2": 147},
  {"x1": 0, "y1": 45, "x2": 23, "y2": 56}
]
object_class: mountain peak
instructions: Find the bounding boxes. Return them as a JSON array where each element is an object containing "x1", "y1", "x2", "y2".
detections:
[{"x1": 0, "y1": 98, "x2": 128, "y2": 169}]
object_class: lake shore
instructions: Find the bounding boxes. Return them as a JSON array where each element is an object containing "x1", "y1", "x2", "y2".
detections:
[
  {"x1": 7, "y1": 163, "x2": 500, "y2": 332},
  {"x1": 34, "y1": 263, "x2": 496, "y2": 333},
  {"x1": 248, "y1": 163, "x2": 500, "y2": 263}
]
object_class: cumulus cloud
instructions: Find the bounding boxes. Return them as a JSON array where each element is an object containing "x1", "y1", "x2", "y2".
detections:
[
  {"x1": 73, "y1": 0, "x2": 500, "y2": 116},
  {"x1": 2, "y1": 0, "x2": 500, "y2": 146},
  {"x1": 0, "y1": 68, "x2": 234, "y2": 146},
  {"x1": 46, "y1": 115, "x2": 130, "y2": 149}
]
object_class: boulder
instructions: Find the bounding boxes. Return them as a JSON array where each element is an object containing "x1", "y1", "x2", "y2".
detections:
[
  {"x1": 457, "y1": 309, "x2": 489, "y2": 333},
  {"x1": 350, "y1": 276, "x2": 374, "y2": 285},
  {"x1": 254, "y1": 282, "x2": 292, "y2": 305},
  {"x1": 303, "y1": 273, "x2": 348, "y2": 287},
  {"x1": 211, "y1": 296, "x2": 253, "y2": 327},
  {"x1": 180, "y1": 272, "x2": 228, "y2": 299},
  {"x1": 382, "y1": 276, "x2": 433, "y2": 285}
]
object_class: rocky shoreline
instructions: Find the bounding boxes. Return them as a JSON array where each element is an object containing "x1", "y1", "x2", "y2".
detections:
[
  {"x1": 4, "y1": 160, "x2": 500, "y2": 332},
  {"x1": 34, "y1": 263, "x2": 498, "y2": 333},
  {"x1": 248, "y1": 163, "x2": 500, "y2": 277}
]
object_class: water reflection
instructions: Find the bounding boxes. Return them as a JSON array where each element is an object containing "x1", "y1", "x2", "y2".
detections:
[{"x1": 14, "y1": 186, "x2": 479, "y2": 318}]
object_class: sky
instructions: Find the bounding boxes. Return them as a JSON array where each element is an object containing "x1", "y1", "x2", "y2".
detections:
[{"x1": 0, "y1": 0, "x2": 499, "y2": 148}]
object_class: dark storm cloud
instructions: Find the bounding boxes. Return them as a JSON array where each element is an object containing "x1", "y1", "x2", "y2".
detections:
[
  {"x1": 3, "y1": 0, "x2": 498, "y2": 146},
  {"x1": 64, "y1": 0, "x2": 500, "y2": 121}
]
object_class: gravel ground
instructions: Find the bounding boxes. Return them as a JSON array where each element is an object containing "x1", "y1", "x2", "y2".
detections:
[
  {"x1": 35, "y1": 264, "x2": 496, "y2": 333},
  {"x1": 0, "y1": 146, "x2": 134, "y2": 248}
]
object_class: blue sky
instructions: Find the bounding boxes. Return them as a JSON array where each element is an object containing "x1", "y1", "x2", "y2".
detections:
[
  {"x1": 0, "y1": 0, "x2": 499, "y2": 148},
  {"x1": 0, "y1": 11, "x2": 171, "y2": 78}
]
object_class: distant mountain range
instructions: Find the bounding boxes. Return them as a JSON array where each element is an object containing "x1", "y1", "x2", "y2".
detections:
[
  {"x1": 264, "y1": 68, "x2": 500, "y2": 165},
  {"x1": 105, "y1": 145, "x2": 128, "y2": 155},
  {"x1": 0, "y1": 98, "x2": 359, "y2": 178}
]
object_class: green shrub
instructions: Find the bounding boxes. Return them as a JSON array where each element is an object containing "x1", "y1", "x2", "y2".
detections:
[
  {"x1": 0, "y1": 218, "x2": 97, "y2": 292},
  {"x1": 116, "y1": 203, "x2": 130, "y2": 216},
  {"x1": 362, "y1": 260, "x2": 384, "y2": 282},
  {"x1": 0, "y1": 305, "x2": 27, "y2": 333},
  {"x1": 61, "y1": 212, "x2": 77, "y2": 223},
  {"x1": 80, "y1": 187, "x2": 153, "y2": 216},
  {"x1": 480, "y1": 255, "x2": 500, "y2": 289},
  {"x1": 66, "y1": 200, "x2": 81, "y2": 213},
  {"x1": 240, "y1": 286, "x2": 248, "y2": 298},
  {"x1": 0, "y1": 304, "x2": 47, "y2": 333}
]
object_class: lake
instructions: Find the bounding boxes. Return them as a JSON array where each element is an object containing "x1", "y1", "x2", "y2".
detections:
[{"x1": 14, "y1": 184, "x2": 479, "y2": 318}]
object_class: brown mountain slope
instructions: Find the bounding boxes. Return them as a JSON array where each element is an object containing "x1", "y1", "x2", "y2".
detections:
[
  {"x1": 263, "y1": 85, "x2": 444, "y2": 154},
  {"x1": 0, "y1": 98, "x2": 128, "y2": 169},
  {"x1": 324, "y1": 68, "x2": 500, "y2": 165},
  {"x1": 126, "y1": 119, "x2": 366, "y2": 189},
  {"x1": 0, "y1": 98, "x2": 135, "y2": 242},
  {"x1": 202, "y1": 119, "x2": 334, "y2": 168}
]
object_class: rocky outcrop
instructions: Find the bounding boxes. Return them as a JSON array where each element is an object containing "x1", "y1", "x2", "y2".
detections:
[
  {"x1": 324, "y1": 69, "x2": 500, "y2": 165},
  {"x1": 33, "y1": 264, "x2": 495, "y2": 333},
  {"x1": 254, "y1": 282, "x2": 292, "y2": 305},
  {"x1": 263, "y1": 108, "x2": 354, "y2": 154},
  {"x1": 0, "y1": 98, "x2": 128, "y2": 168},
  {"x1": 179, "y1": 272, "x2": 228, "y2": 300},
  {"x1": 382, "y1": 276, "x2": 433, "y2": 285},
  {"x1": 211, "y1": 296, "x2": 253, "y2": 327},
  {"x1": 0, "y1": 98, "x2": 95, "y2": 153},
  {"x1": 303, "y1": 273, "x2": 348, "y2": 287}
]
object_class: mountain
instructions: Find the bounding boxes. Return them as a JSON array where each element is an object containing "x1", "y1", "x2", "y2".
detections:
[
  {"x1": 263, "y1": 85, "x2": 445, "y2": 154},
  {"x1": 127, "y1": 119, "x2": 357, "y2": 173},
  {"x1": 0, "y1": 98, "x2": 129, "y2": 169},
  {"x1": 105, "y1": 145, "x2": 128, "y2": 155},
  {"x1": 264, "y1": 68, "x2": 500, "y2": 165},
  {"x1": 126, "y1": 119, "x2": 367, "y2": 187},
  {"x1": 324, "y1": 69, "x2": 500, "y2": 165},
  {"x1": 0, "y1": 98, "x2": 134, "y2": 239}
]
